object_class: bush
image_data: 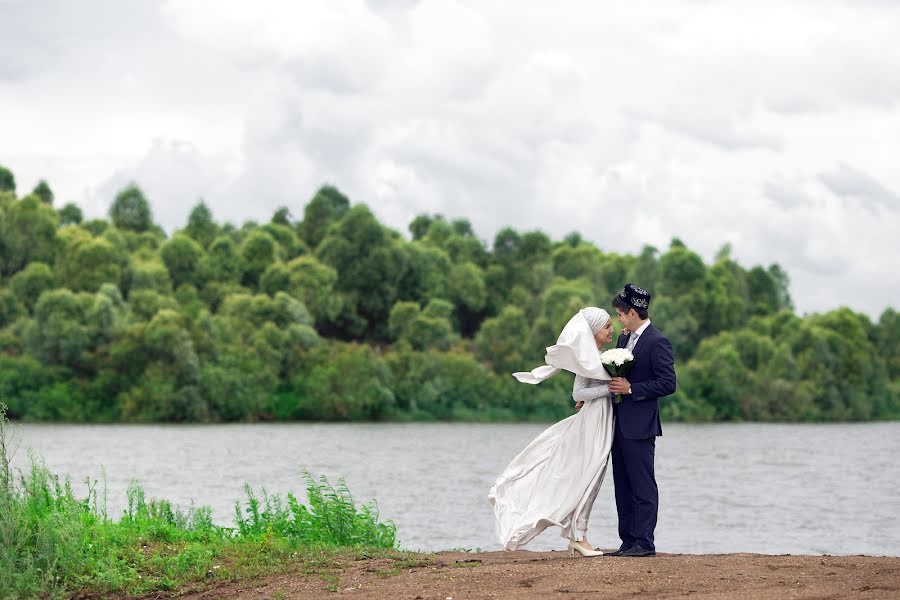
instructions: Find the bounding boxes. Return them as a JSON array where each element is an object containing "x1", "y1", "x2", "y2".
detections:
[{"x1": 234, "y1": 471, "x2": 396, "y2": 548}]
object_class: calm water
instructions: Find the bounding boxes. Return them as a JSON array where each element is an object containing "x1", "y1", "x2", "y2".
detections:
[{"x1": 7, "y1": 422, "x2": 899, "y2": 556}]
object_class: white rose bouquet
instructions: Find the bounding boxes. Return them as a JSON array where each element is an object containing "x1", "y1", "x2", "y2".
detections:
[{"x1": 600, "y1": 348, "x2": 635, "y2": 404}]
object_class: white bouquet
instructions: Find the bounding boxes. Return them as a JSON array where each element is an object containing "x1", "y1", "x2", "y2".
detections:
[{"x1": 600, "y1": 348, "x2": 635, "y2": 404}]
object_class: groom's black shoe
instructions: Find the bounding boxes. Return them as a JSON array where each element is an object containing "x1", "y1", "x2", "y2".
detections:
[
  {"x1": 618, "y1": 544, "x2": 656, "y2": 557},
  {"x1": 601, "y1": 545, "x2": 630, "y2": 556}
]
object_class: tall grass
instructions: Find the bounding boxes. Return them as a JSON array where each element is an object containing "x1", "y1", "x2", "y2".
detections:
[
  {"x1": 234, "y1": 472, "x2": 396, "y2": 547},
  {"x1": 0, "y1": 404, "x2": 398, "y2": 599}
]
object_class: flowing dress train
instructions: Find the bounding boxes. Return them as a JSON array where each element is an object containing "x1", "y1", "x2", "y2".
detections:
[{"x1": 488, "y1": 377, "x2": 614, "y2": 550}]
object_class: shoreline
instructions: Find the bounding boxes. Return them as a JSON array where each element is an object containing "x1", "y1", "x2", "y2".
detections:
[{"x1": 127, "y1": 549, "x2": 900, "y2": 600}]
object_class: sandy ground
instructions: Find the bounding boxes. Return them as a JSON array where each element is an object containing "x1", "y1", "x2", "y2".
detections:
[{"x1": 141, "y1": 550, "x2": 900, "y2": 600}]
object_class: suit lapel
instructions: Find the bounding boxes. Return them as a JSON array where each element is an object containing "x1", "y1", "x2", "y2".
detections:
[{"x1": 631, "y1": 324, "x2": 655, "y2": 357}]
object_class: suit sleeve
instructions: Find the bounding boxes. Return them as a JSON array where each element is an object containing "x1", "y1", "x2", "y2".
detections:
[{"x1": 629, "y1": 336, "x2": 676, "y2": 401}]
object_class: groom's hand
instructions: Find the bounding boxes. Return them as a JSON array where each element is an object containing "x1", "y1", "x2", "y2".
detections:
[
  {"x1": 575, "y1": 401, "x2": 584, "y2": 412},
  {"x1": 609, "y1": 377, "x2": 631, "y2": 395}
]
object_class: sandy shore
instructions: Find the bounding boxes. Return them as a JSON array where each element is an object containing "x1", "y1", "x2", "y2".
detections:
[{"x1": 156, "y1": 550, "x2": 900, "y2": 600}]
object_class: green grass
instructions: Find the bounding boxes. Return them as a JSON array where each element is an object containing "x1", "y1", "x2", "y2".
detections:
[{"x1": 0, "y1": 403, "x2": 405, "y2": 599}]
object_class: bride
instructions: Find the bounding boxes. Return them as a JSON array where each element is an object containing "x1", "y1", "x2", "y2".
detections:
[{"x1": 488, "y1": 307, "x2": 615, "y2": 557}]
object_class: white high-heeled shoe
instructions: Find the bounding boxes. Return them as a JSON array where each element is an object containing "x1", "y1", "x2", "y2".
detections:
[{"x1": 567, "y1": 540, "x2": 604, "y2": 557}]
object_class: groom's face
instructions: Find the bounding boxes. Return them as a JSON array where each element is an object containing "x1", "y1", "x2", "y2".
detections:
[{"x1": 615, "y1": 307, "x2": 638, "y2": 331}]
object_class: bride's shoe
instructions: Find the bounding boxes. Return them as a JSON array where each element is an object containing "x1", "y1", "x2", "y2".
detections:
[{"x1": 567, "y1": 540, "x2": 604, "y2": 557}]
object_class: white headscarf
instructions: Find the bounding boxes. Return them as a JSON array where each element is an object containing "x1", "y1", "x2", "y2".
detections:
[{"x1": 512, "y1": 307, "x2": 612, "y2": 384}]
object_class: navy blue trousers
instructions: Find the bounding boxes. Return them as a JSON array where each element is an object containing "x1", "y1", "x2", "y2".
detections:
[{"x1": 611, "y1": 417, "x2": 658, "y2": 551}]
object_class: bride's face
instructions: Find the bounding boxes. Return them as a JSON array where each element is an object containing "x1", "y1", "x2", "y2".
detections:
[{"x1": 594, "y1": 320, "x2": 614, "y2": 347}]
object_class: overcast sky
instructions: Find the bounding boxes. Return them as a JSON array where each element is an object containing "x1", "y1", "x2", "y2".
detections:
[{"x1": 1, "y1": 0, "x2": 898, "y2": 317}]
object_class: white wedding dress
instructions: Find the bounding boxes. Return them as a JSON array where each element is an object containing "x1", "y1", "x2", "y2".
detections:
[{"x1": 488, "y1": 376, "x2": 614, "y2": 550}]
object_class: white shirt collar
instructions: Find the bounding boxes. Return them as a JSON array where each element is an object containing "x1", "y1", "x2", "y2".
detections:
[{"x1": 631, "y1": 320, "x2": 651, "y2": 338}]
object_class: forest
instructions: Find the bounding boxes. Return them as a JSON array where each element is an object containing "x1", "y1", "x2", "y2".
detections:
[{"x1": 0, "y1": 164, "x2": 896, "y2": 423}]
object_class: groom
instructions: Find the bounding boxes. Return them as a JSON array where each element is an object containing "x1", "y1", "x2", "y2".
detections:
[{"x1": 606, "y1": 284, "x2": 676, "y2": 557}]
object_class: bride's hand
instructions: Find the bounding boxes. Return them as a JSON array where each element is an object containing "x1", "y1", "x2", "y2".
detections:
[{"x1": 575, "y1": 401, "x2": 584, "y2": 412}]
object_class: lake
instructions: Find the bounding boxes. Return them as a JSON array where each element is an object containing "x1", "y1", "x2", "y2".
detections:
[{"x1": 6, "y1": 422, "x2": 899, "y2": 556}]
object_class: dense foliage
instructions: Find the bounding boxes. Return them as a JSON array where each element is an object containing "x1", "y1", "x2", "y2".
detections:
[{"x1": 0, "y1": 166, "x2": 896, "y2": 422}]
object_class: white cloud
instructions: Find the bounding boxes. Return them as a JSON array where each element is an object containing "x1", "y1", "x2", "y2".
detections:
[
  {"x1": 819, "y1": 163, "x2": 900, "y2": 214},
  {"x1": 1, "y1": 0, "x2": 899, "y2": 316}
]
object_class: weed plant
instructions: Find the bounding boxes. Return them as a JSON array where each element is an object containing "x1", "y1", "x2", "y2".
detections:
[
  {"x1": 234, "y1": 472, "x2": 396, "y2": 548},
  {"x1": 0, "y1": 405, "x2": 398, "y2": 599}
]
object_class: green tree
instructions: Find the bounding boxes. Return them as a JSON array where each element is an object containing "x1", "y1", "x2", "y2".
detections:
[
  {"x1": 651, "y1": 295, "x2": 700, "y2": 360},
  {"x1": 767, "y1": 264, "x2": 793, "y2": 311},
  {"x1": 9, "y1": 262, "x2": 54, "y2": 312},
  {"x1": 272, "y1": 206, "x2": 292, "y2": 225},
  {"x1": 0, "y1": 173, "x2": 895, "y2": 426},
  {"x1": 160, "y1": 234, "x2": 203, "y2": 290},
  {"x1": 388, "y1": 301, "x2": 420, "y2": 342},
  {"x1": 446, "y1": 261, "x2": 487, "y2": 336},
  {"x1": 532, "y1": 278, "x2": 593, "y2": 347},
  {"x1": 127, "y1": 258, "x2": 172, "y2": 295},
  {"x1": 128, "y1": 289, "x2": 178, "y2": 321},
  {"x1": 198, "y1": 235, "x2": 242, "y2": 285},
  {"x1": 659, "y1": 241, "x2": 706, "y2": 298},
  {"x1": 0, "y1": 354, "x2": 58, "y2": 419},
  {"x1": 409, "y1": 214, "x2": 434, "y2": 240},
  {"x1": 24, "y1": 289, "x2": 92, "y2": 367},
  {"x1": 0, "y1": 165, "x2": 14, "y2": 193},
  {"x1": 286, "y1": 255, "x2": 341, "y2": 325},
  {"x1": 746, "y1": 265, "x2": 792, "y2": 316},
  {"x1": 0, "y1": 195, "x2": 59, "y2": 275},
  {"x1": 299, "y1": 185, "x2": 350, "y2": 248},
  {"x1": 388, "y1": 299, "x2": 455, "y2": 351},
  {"x1": 118, "y1": 309, "x2": 204, "y2": 421},
  {"x1": 444, "y1": 234, "x2": 489, "y2": 266},
  {"x1": 239, "y1": 230, "x2": 277, "y2": 289},
  {"x1": 387, "y1": 348, "x2": 499, "y2": 418},
  {"x1": 55, "y1": 228, "x2": 123, "y2": 292},
  {"x1": 678, "y1": 336, "x2": 753, "y2": 421},
  {"x1": 518, "y1": 231, "x2": 552, "y2": 263},
  {"x1": 109, "y1": 184, "x2": 153, "y2": 232},
  {"x1": 316, "y1": 204, "x2": 407, "y2": 339},
  {"x1": 417, "y1": 298, "x2": 456, "y2": 350},
  {"x1": 88, "y1": 283, "x2": 128, "y2": 343},
  {"x1": 397, "y1": 242, "x2": 451, "y2": 305},
  {"x1": 628, "y1": 245, "x2": 659, "y2": 293},
  {"x1": 492, "y1": 227, "x2": 521, "y2": 264},
  {"x1": 552, "y1": 243, "x2": 603, "y2": 281},
  {"x1": 58, "y1": 203, "x2": 83, "y2": 225},
  {"x1": 184, "y1": 201, "x2": 217, "y2": 248},
  {"x1": 198, "y1": 345, "x2": 276, "y2": 420},
  {"x1": 877, "y1": 308, "x2": 899, "y2": 380},
  {"x1": 31, "y1": 179, "x2": 54, "y2": 204},
  {"x1": 260, "y1": 222, "x2": 306, "y2": 260},
  {"x1": 260, "y1": 261, "x2": 290, "y2": 296},
  {"x1": 0, "y1": 288, "x2": 25, "y2": 328},
  {"x1": 475, "y1": 306, "x2": 530, "y2": 375},
  {"x1": 287, "y1": 342, "x2": 395, "y2": 420}
]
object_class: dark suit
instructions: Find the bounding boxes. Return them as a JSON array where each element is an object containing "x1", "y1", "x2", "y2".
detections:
[{"x1": 612, "y1": 323, "x2": 676, "y2": 552}]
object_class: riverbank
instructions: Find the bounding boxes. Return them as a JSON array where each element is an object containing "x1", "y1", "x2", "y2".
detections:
[{"x1": 122, "y1": 550, "x2": 899, "y2": 600}]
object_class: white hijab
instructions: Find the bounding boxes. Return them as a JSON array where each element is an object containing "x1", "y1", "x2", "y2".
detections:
[{"x1": 513, "y1": 307, "x2": 612, "y2": 384}]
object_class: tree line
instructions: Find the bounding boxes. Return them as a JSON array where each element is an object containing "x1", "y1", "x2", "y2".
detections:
[{"x1": 0, "y1": 164, "x2": 896, "y2": 422}]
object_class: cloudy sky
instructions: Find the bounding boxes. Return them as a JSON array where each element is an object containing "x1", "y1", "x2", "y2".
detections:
[{"x1": 1, "y1": 0, "x2": 898, "y2": 317}]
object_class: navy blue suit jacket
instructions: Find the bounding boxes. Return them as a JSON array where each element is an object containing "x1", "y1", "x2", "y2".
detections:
[{"x1": 615, "y1": 323, "x2": 677, "y2": 439}]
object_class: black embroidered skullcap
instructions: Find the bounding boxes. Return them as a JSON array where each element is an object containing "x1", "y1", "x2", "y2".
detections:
[{"x1": 618, "y1": 283, "x2": 651, "y2": 310}]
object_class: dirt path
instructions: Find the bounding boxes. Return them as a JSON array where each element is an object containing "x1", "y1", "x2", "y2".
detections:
[{"x1": 156, "y1": 550, "x2": 900, "y2": 600}]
